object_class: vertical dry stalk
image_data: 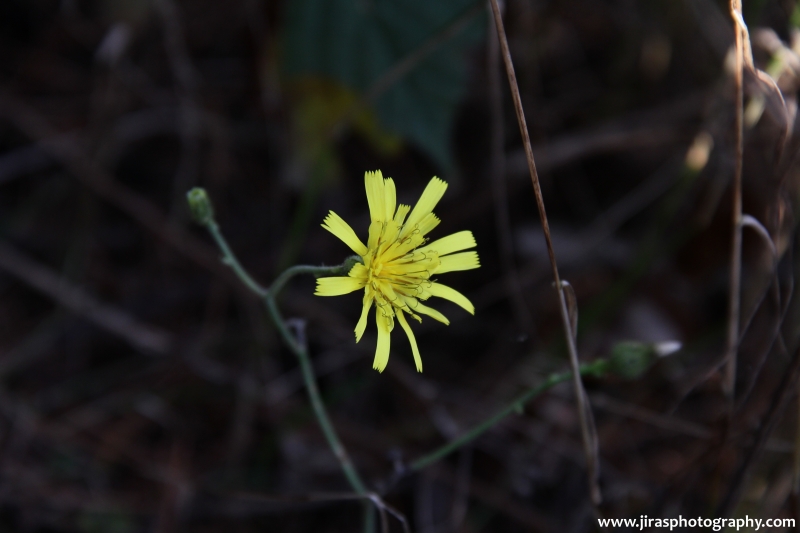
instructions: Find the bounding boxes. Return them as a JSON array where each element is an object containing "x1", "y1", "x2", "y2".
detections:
[
  {"x1": 487, "y1": 0, "x2": 601, "y2": 505},
  {"x1": 487, "y1": 3, "x2": 534, "y2": 334},
  {"x1": 723, "y1": 0, "x2": 745, "y2": 403}
]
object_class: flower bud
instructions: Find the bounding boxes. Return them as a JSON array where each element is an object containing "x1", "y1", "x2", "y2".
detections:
[
  {"x1": 608, "y1": 341, "x2": 658, "y2": 380},
  {"x1": 187, "y1": 187, "x2": 214, "y2": 225}
]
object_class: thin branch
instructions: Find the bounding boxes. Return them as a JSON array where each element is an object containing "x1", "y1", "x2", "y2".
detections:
[
  {"x1": 409, "y1": 359, "x2": 608, "y2": 471},
  {"x1": 717, "y1": 343, "x2": 800, "y2": 516},
  {"x1": 723, "y1": 0, "x2": 745, "y2": 403},
  {"x1": 487, "y1": 2, "x2": 534, "y2": 335},
  {"x1": 0, "y1": 240, "x2": 173, "y2": 355},
  {"x1": 488, "y1": 0, "x2": 602, "y2": 505},
  {"x1": 205, "y1": 221, "x2": 268, "y2": 298},
  {"x1": 261, "y1": 292, "x2": 365, "y2": 496},
  {"x1": 735, "y1": 262, "x2": 790, "y2": 414},
  {"x1": 271, "y1": 263, "x2": 352, "y2": 298},
  {"x1": 191, "y1": 196, "x2": 372, "y2": 530},
  {"x1": 0, "y1": 93, "x2": 240, "y2": 292},
  {"x1": 264, "y1": 277, "x2": 376, "y2": 533}
]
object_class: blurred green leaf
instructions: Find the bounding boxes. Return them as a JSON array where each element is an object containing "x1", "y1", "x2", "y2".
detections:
[{"x1": 283, "y1": 0, "x2": 485, "y2": 172}]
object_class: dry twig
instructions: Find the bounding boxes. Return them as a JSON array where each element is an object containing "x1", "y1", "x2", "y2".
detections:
[
  {"x1": 488, "y1": 0, "x2": 602, "y2": 506},
  {"x1": 0, "y1": 240, "x2": 173, "y2": 354},
  {"x1": 487, "y1": 2, "x2": 534, "y2": 335},
  {"x1": 717, "y1": 344, "x2": 800, "y2": 516},
  {"x1": 0, "y1": 93, "x2": 247, "y2": 294},
  {"x1": 722, "y1": 0, "x2": 746, "y2": 403}
]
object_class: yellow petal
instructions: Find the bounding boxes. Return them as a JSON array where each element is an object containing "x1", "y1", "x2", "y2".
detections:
[
  {"x1": 365, "y1": 170, "x2": 386, "y2": 222},
  {"x1": 377, "y1": 219, "x2": 402, "y2": 255},
  {"x1": 395, "y1": 280, "x2": 429, "y2": 299},
  {"x1": 376, "y1": 279, "x2": 402, "y2": 307},
  {"x1": 349, "y1": 262, "x2": 369, "y2": 280},
  {"x1": 435, "y1": 251, "x2": 480, "y2": 274},
  {"x1": 373, "y1": 308, "x2": 393, "y2": 372},
  {"x1": 354, "y1": 289, "x2": 373, "y2": 342},
  {"x1": 400, "y1": 177, "x2": 447, "y2": 238},
  {"x1": 367, "y1": 220, "x2": 383, "y2": 251},
  {"x1": 415, "y1": 213, "x2": 441, "y2": 238},
  {"x1": 321, "y1": 211, "x2": 368, "y2": 256},
  {"x1": 415, "y1": 302, "x2": 449, "y2": 324},
  {"x1": 381, "y1": 230, "x2": 426, "y2": 261},
  {"x1": 418, "y1": 230, "x2": 476, "y2": 257},
  {"x1": 403, "y1": 296, "x2": 449, "y2": 325},
  {"x1": 315, "y1": 276, "x2": 365, "y2": 296},
  {"x1": 427, "y1": 282, "x2": 475, "y2": 314},
  {"x1": 396, "y1": 310, "x2": 422, "y2": 372},
  {"x1": 382, "y1": 259, "x2": 436, "y2": 277},
  {"x1": 394, "y1": 204, "x2": 410, "y2": 225},
  {"x1": 384, "y1": 177, "x2": 396, "y2": 222}
]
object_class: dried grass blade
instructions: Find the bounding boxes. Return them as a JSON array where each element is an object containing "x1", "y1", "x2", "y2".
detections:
[{"x1": 488, "y1": 0, "x2": 601, "y2": 506}]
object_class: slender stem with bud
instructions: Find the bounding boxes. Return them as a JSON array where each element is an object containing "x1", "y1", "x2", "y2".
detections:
[{"x1": 186, "y1": 188, "x2": 372, "y2": 531}]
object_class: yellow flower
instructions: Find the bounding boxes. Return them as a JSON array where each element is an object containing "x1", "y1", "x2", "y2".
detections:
[{"x1": 315, "y1": 170, "x2": 480, "y2": 372}]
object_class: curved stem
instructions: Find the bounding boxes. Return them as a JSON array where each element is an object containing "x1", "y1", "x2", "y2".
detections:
[
  {"x1": 263, "y1": 293, "x2": 366, "y2": 494},
  {"x1": 205, "y1": 221, "x2": 268, "y2": 297},
  {"x1": 196, "y1": 210, "x2": 370, "y2": 527},
  {"x1": 410, "y1": 360, "x2": 609, "y2": 471},
  {"x1": 270, "y1": 263, "x2": 352, "y2": 299}
]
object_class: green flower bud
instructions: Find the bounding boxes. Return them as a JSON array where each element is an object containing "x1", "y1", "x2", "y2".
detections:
[
  {"x1": 608, "y1": 341, "x2": 658, "y2": 380},
  {"x1": 187, "y1": 187, "x2": 214, "y2": 226}
]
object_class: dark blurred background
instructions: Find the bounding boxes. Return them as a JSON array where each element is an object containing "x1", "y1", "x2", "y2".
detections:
[{"x1": 1, "y1": 0, "x2": 799, "y2": 531}]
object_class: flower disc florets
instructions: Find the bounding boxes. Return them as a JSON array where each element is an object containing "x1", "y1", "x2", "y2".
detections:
[{"x1": 315, "y1": 170, "x2": 479, "y2": 372}]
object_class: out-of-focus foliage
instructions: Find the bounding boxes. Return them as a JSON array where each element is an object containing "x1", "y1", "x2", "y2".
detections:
[{"x1": 282, "y1": 0, "x2": 485, "y2": 173}]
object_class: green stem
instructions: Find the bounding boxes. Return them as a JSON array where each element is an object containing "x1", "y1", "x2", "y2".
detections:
[
  {"x1": 197, "y1": 212, "x2": 369, "y2": 526},
  {"x1": 263, "y1": 293, "x2": 366, "y2": 494},
  {"x1": 206, "y1": 221, "x2": 268, "y2": 298},
  {"x1": 409, "y1": 359, "x2": 609, "y2": 471},
  {"x1": 270, "y1": 263, "x2": 352, "y2": 298},
  {"x1": 262, "y1": 268, "x2": 372, "y2": 531}
]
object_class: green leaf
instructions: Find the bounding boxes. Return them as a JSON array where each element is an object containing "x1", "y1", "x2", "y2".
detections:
[{"x1": 283, "y1": 0, "x2": 485, "y2": 173}]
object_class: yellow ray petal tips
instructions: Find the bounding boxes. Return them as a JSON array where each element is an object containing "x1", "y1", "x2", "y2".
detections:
[{"x1": 316, "y1": 171, "x2": 480, "y2": 372}]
